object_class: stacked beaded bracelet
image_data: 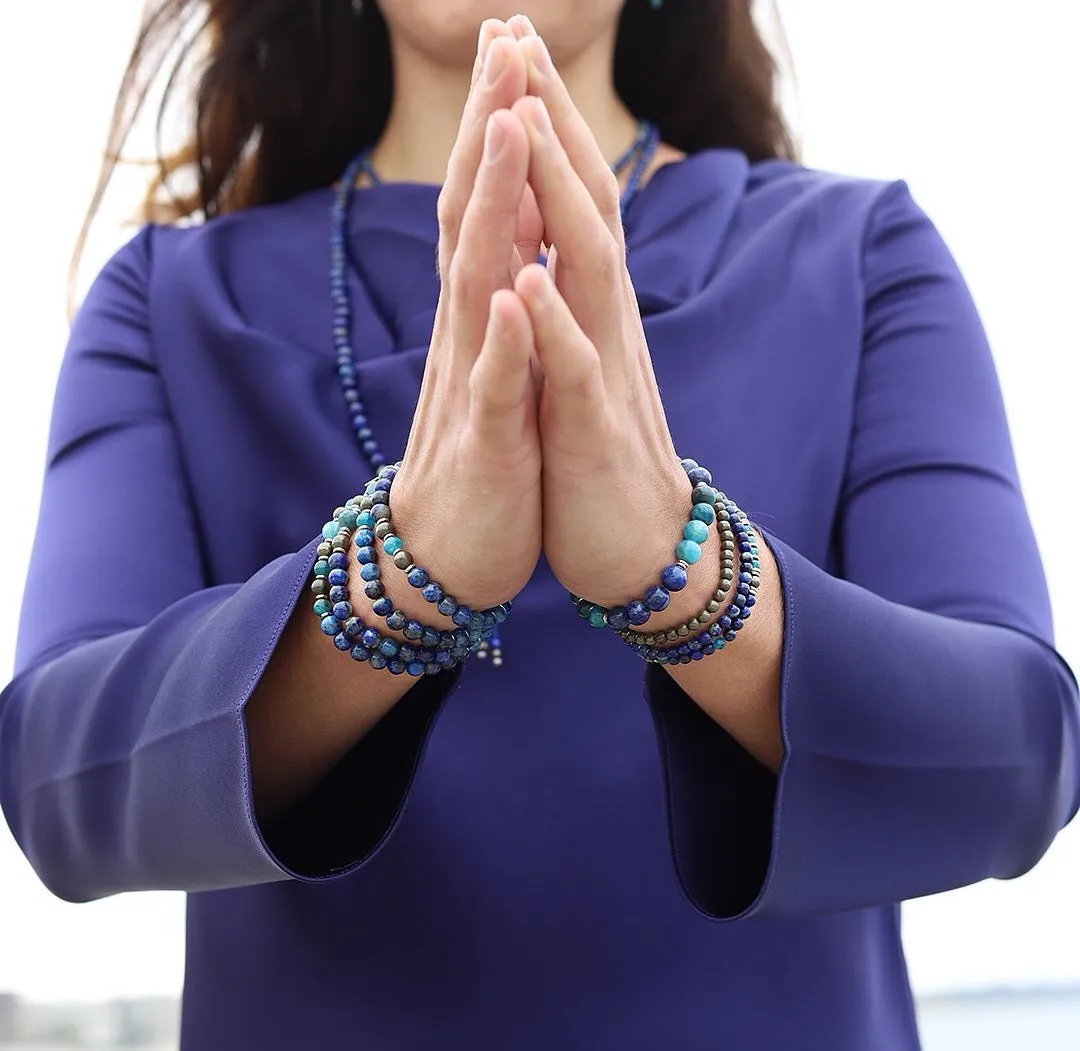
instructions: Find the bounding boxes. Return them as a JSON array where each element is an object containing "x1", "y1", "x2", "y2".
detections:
[
  {"x1": 310, "y1": 463, "x2": 511, "y2": 675},
  {"x1": 622, "y1": 502, "x2": 760, "y2": 665}
]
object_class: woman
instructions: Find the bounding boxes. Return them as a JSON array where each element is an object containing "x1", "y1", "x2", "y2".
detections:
[{"x1": 1, "y1": 0, "x2": 1077, "y2": 1047}]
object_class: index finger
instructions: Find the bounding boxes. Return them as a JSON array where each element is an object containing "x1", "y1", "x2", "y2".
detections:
[{"x1": 437, "y1": 27, "x2": 527, "y2": 278}]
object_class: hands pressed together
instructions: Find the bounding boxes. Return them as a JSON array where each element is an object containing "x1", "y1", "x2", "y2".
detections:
[{"x1": 393, "y1": 16, "x2": 696, "y2": 615}]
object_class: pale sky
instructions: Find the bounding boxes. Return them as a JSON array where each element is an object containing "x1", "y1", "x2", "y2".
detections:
[{"x1": 0, "y1": 0, "x2": 1077, "y2": 1002}]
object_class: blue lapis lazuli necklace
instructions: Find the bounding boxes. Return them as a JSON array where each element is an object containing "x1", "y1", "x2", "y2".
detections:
[{"x1": 328, "y1": 120, "x2": 661, "y2": 663}]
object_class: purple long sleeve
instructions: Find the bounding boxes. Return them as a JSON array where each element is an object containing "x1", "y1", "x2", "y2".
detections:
[
  {"x1": 0, "y1": 231, "x2": 313, "y2": 899},
  {"x1": 650, "y1": 181, "x2": 1080, "y2": 918}
]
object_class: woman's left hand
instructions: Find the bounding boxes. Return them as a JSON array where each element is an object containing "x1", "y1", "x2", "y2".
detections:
[{"x1": 505, "y1": 34, "x2": 698, "y2": 609}]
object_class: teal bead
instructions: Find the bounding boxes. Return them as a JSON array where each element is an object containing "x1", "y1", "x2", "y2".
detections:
[
  {"x1": 683, "y1": 519, "x2": 709, "y2": 544},
  {"x1": 691, "y1": 483, "x2": 718, "y2": 505},
  {"x1": 321, "y1": 519, "x2": 341, "y2": 541},
  {"x1": 690, "y1": 503, "x2": 716, "y2": 525},
  {"x1": 313, "y1": 558, "x2": 330, "y2": 578},
  {"x1": 587, "y1": 606, "x2": 607, "y2": 630},
  {"x1": 675, "y1": 539, "x2": 703, "y2": 564},
  {"x1": 338, "y1": 507, "x2": 360, "y2": 530},
  {"x1": 384, "y1": 535, "x2": 403, "y2": 556},
  {"x1": 358, "y1": 511, "x2": 375, "y2": 528},
  {"x1": 313, "y1": 597, "x2": 333, "y2": 617}
]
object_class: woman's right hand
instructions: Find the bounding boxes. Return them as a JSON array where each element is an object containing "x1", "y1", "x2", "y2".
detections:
[{"x1": 389, "y1": 21, "x2": 543, "y2": 611}]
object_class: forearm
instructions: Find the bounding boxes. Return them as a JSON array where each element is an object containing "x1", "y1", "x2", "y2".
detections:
[
  {"x1": 659, "y1": 536, "x2": 784, "y2": 771},
  {"x1": 246, "y1": 543, "x2": 448, "y2": 820},
  {"x1": 627, "y1": 503, "x2": 783, "y2": 771}
]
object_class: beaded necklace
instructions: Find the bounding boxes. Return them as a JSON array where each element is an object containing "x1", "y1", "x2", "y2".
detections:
[{"x1": 328, "y1": 120, "x2": 661, "y2": 663}]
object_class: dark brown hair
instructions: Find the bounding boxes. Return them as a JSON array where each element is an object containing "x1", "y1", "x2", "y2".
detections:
[{"x1": 84, "y1": 0, "x2": 795, "y2": 232}]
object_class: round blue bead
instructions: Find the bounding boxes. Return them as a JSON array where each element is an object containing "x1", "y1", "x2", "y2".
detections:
[
  {"x1": 403, "y1": 620, "x2": 424, "y2": 640},
  {"x1": 388, "y1": 659, "x2": 406, "y2": 675},
  {"x1": 434, "y1": 649, "x2": 453, "y2": 665},
  {"x1": 689, "y1": 503, "x2": 716, "y2": 525},
  {"x1": 357, "y1": 511, "x2": 375, "y2": 529},
  {"x1": 321, "y1": 520, "x2": 341, "y2": 541},
  {"x1": 328, "y1": 552, "x2": 349, "y2": 571},
  {"x1": 421, "y1": 628, "x2": 441, "y2": 649},
  {"x1": 372, "y1": 597, "x2": 394, "y2": 618},
  {"x1": 386, "y1": 610, "x2": 407, "y2": 631},
  {"x1": 356, "y1": 546, "x2": 377, "y2": 565},
  {"x1": 319, "y1": 615, "x2": 340, "y2": 636},
  {"x1": 627, "y1": 600, "x2": 651, "y2": 626},
  {"x1": 661, "y1": 564, "x2": 688, "y2": 591},
  {"x1": 422, "y1": 582, "x2": 444, "y2": 604},
  {"x1": 398, "y1": 645, "x2": 417, "y2": 662},
  {"x1": 644, "y1": 585, "x2": 670, "y2": 612},
  {"x1": 328, "y1": 586, "x2": 349, "y2": 604},
  {"x1": 675, "y1": 539, "x2": 703, "y2": 564},
  {"x1": 587, "y1": 606, "x2": 607, "y2": 629},
  {"x1": 451, "y1": 606, "x2": 473, "y2": 627},
  {"x1": 437, "y1": 596, "x2": 458, "y2": 618},
  {"x1": 327, "y1": 568, "x2": 348, "y2": 588},
  {"x1": 383, "y1": 536, "x2": 403, "y2": 556},
  {"x1": 424, "y1": 663, "x2": 443, "y2": 676},
  {"x1": 679, "y1": 457, "x2": 699, "y2": 472},
  {"x1": 350, "y1": 644, "x2": 372, "y2": 663},
  {"x1": 344, "y1": 617, "x2": 363, "y2": 638},
  {"x1": 333, "y1": 633, "x2": 352, "y2": 652},
  {"x1": 686, "y1": 466, "x2": 713, "y2": 487},
  {"x1": 368, "y1": 653, "x2": 388, "y2": 670},
  {"x1": 355, "y1": 528, "x2": 375, "y2": 548},
  {"x1": 691, "y1": 484, "x2": 718, "y2": 505},
  {"x1": 407, "y1": 566, "x2": 429, "y2": 588},
  {"x1": 313, "y1": 597, "x2": 333, "y2": 617},
  {"x1": 683, "y1": 519, "x2": 709, "y2": 544},
  {"x1": 338, "y1": 508, "x2": 360, "y2": 531},
  {"x1": 379, "y1": 638, "x2": 399, "y2": 658},
  {"x1": 364, "y1": 581, "x2": 383, "y2": 599},
  {"x1": 606, "y1": 606, "x2": 630, "y2": 631},
  {"x1": 406, "y1": 660, "x2": 426, "y2": 677},
  {"x1": 361, "y1": 628, "x2": 381, "y2": 649},
  {"x1": 372, "y1": 478, "x2": 392, "y2": 492},
  {"x1": 360, "y1": 563, "x2": 380, "y2": 582},
  {"x1": 332, "y1": 601, "x2": 351, "y2": 621}
]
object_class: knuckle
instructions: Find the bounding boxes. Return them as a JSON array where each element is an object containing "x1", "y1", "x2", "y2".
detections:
[
  {"x1": 436, "y1": 188, "x2": 458, "y2": 234},
  {"x1": 597, "y1": 169, "x2": 622, "y2": 219}
]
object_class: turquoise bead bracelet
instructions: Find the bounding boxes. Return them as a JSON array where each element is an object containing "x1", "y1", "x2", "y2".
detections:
[{"x1": 571, "y1": 457, "x2": 724, "y2": 633}]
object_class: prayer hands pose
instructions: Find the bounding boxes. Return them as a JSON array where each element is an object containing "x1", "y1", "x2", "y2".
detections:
[{"x1": 396, "y1": 18, "x2": 694, "y2": 613}]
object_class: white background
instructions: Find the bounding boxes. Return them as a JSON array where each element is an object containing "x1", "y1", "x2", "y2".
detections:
[{"x1": 0, "y1": 0, "x2": 1077, "y2": 1001}]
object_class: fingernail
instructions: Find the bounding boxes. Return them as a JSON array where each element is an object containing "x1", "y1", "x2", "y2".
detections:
[
  {"x1": 529, "y1": 36, "x2": 553, "y2": 76},
  {"x1": 507, "y1": 13, "x2": 536, "y2": 36},
  {"x1": 530, "y1": 97, "x2": 553, "y2": 137},
  {"x1": 484, "y1": 39, "x2": 508, "y2": 85},
  {"x1": 484, "y1": 114, "x2": 507, "y2": 163}
]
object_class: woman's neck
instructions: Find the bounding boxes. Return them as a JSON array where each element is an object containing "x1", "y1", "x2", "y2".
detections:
[{"x1": 369, "y1": 34, "x2": 640, "y2": 185}]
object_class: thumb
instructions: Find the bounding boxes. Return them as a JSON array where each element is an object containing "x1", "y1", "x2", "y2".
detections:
[{"x1": 468, "y1": 289, "x2": 538, "y2": 447}]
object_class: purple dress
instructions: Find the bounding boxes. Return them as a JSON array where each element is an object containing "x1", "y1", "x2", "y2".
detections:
[{"x1": 2, "y1": 151, "x2": 1077, "y2": 1049}]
